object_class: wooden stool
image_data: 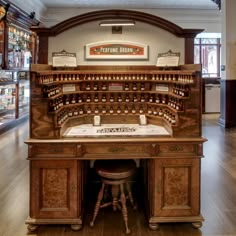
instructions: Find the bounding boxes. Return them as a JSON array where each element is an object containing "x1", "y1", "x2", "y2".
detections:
[{"x1": 90, "y1": 159, "x2": 136, "y2": 234}]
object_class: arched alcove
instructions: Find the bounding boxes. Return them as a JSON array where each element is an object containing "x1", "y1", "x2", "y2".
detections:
[{"x1": 31, "y1": 9, "x2": 203, "y2": 64}]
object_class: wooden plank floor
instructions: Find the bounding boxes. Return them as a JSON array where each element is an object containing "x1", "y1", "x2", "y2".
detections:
[{"x1": 1, "y1": 114, "x2": 236, "y2": 236}]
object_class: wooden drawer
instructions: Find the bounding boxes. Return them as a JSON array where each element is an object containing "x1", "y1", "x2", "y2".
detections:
[
  {"x1": 28, "y1": 143, "x2": 78, "y2": 158},
  {"x1": 82, "y1": 143, "x2": 151, "y2": 158},
  {"x1": 157, "y1": 143, "x2": 201, "y2": 157}
]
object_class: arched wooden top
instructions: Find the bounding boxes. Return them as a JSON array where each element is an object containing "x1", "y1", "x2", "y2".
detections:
[{"x1": 31, "y1": 9, "x2": 203, "y2": 38}]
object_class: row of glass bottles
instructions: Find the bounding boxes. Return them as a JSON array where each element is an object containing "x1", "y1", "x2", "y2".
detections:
[
  {"x1": 39, "y1": 73, "x2": 194, "y2": 84},
  {"x1": 151, "y1": 73, "x2": 194, "y2": 83},
  {"x1": 172, "y1": 84, "x2": 190, "y2": 97},
  {"x1": 147, "y1": 107, "x2": 176, "y2": 124},
  {"x1": 43, "y1": 85, "x2": 60, "y2": 98},
  {"x1": 57, "y1": 106, "x2": 177, "y2": 126},
  {"x1": 84, "y1": 82, "x2": 146, "y2": 91},
  {"x1": 49, "y1": 93, "x2": 184, "y2": 112},
  {"x1": 83, "y1": 74, "x2": 148, "y2": 81}
]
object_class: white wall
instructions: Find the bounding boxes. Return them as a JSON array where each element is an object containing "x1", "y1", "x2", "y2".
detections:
[{"x1": 48, "y1": 21, "x2": 184, "y2": 66}]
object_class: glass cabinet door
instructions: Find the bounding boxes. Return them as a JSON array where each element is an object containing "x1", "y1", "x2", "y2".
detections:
[
  {"x1": 18, "y1": 71, "x2": 30, "y2": 116},
  {"x1": 0, "y1": 83, "x2": 16, "y2": 126}
]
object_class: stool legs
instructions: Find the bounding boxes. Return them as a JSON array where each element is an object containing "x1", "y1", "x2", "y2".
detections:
[
  {"x1": 90, "y1": 183, "x2": 105, "y2": 227},
  {"x1": 90, "y1": 182, "x2": 133, "y2": 234},
  {"x1": 120, "y1": 184, "x2": 131, "y2": 234},
  {"x1": 126, "y1": 182, "x2": 136, "y2": 209},
  {"x1": 111, "y1": 185, "x2": 120, "y2": 211}
]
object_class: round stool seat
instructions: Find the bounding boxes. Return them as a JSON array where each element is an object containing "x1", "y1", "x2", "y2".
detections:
[{"x1": 95, "y1": 159, "x2": 136, "y2": 180}]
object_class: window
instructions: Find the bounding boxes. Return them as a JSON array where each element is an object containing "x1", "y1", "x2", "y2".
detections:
[{"x1": 194, "y1": 37, "x2": 221, "y2": 78}]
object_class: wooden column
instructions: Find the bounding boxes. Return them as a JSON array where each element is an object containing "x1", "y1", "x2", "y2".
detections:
[
  {"x1": 219, "y1": 80, "x2": 236, "y2": 128},
  {"x1": 38, "y1": 36, "x2": 49, "y2": 64},
  {"x1": 184, "y1": 37, "x2": 195, "y2": 64},
  {"x1": 219, "y1": 0, "x2": 236, "y2": 128}
]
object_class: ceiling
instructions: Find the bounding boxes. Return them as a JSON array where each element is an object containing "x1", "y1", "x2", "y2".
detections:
[{"x1": 38, "y1": 0, "x2": 218, "y2": 10}]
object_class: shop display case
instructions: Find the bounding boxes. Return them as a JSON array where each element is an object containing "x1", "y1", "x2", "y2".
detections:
[
  {"x1": 0, "y1": 0, "x2": 39, "y2": 132},
  {"x1": 0, "y1": 69, "x2": 29, "y2": 132}
]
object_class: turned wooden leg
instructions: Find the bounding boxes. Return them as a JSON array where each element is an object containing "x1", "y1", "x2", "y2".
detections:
[
  {"x1": 111, "y1": 185, "x2": 119, "y2": 211},
  {"x1": 149, "y1": 223, "x2": 159, "y2": 230},
  {"x1": 120, "y1": 184, "x2": 131, "y2": 234},
  {"x1": 90, "y1": 183, "x2": 105, "y2": 227},
  {"x1": 27, "y1": 224, "x2": 39, "y2": 233},
  {"x1": 126, "y1": 182, "x2": 136, "y2": 210},
  {"x1": 192, "y1": 222, "x2": 202, "y2": 229},
  {"x1": 71, "y1": 224, "x2": 82, "y2": 231}
]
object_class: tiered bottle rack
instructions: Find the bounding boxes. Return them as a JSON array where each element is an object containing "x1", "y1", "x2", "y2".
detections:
[{"x1": 35, "y1": 70, "x2": 196, "y2": 131}]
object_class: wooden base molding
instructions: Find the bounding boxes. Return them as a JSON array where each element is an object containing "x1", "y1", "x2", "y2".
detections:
[{"x1": 219, "y1": 80, "x2": 236, "y2": 128}]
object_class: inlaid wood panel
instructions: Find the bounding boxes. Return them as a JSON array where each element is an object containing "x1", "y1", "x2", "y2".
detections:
[
  {"x1": 30, "y1": 160, "x2": 78, "y2": 219},
  {"x1": 152, "y1": 158, "x2": 200, "y2": 217}
]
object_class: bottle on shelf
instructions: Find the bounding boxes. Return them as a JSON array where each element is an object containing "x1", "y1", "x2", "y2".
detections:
[
  {"x1": 68, "y1": 109, "x2": 73, "y2": 117},
  {"x1": 131, "y1": 105, "x2": 136, "y2": 114},
  {"x1": 118, "y1": 94, "x2": 123, "y2": 102},
  {"x1": 102, "y1": 94, "x2": 107, "y2": 102},
  {"x1": 132, "y1": 82, "x2": 137, "y2": 91},
  {"x1": 149, "y1": 95, "x2": 154, "y2": 103},
  {"x1": 73, "y1": 108, "x2": 79, "y2": 116},
  {"x1": 171, "y1": 114, "x2": 176, "y2": 125},
  {"x1": 125, "y1": 94, "x2": 130, "y2": 102},
  {"x1": 94, "y1": 106, "x2": 99, "y2": 114},
  {"x1": 153, "y1": 107, "x2": 158, "y2": 116},
  {"x1": 86, "y1": 83, "x2": 91, "y2": 91},
  {"x1": 71, "y1": 94, "x2": 76, "y2": 104},
  {"x1": 77, "y1": 95, "x2": 83, "y2": 103},
  {"x1": 64, "y1": 95, "x2": 70, "y2": 105},
  {"x1": 102, "y1": 106, "x2": 106, "y2": 114},
  {"x1": 117, "y1": 106, "x2": 122, "y2": 114},
  {"x1": 102, "y1": 83, "x2": 107, "y2": 90},
  {"x1": 109, "y1": 106, "x2": 114, "y2": 114},
  {"x1": 148, "y1": 106, "x2": 153, "y2": 115},
  {"x1": 86, "y1": 95, "x2": 91, "y2": 102},
  {"x1": 79, "y1": 107, "x2": 84, "y2": 115},
  {"x1": 124, "y1": 106, "x2": 129, "y2": 114},
  {"x1": 139, "y1": 105, "x2": 144, "y2": 114},
  {"x1": 109, "y1": 94, "x2": 114, "y2": 102},
  {"x1": 87, "y1": 106, "x2": 92, "y2": 114},
  {"x1": 155, "y1": 95, "x2": 160, "y2": 104},
  {"x1": 133, "y1": 94, "x2": 138, "y2": 102},
  {"x1": 140, "y1": 82, "x2": 145, "y2": 91},
  {"x1": 94, "y1": 94, "x2": 99, "y2": 102},
  {"x1": 124, "y1": 83, "x2": 129, "y2": 91},
  {"x1": 140, "y1": 94, "x2": 146, "y2": 102},
  {"x1": 93, "y1": 83, "x2": 98, "y2": 91}
]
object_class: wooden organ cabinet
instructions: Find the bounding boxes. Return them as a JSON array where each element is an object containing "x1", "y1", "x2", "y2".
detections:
[{"x1": 25, "y1": 63, "x2": 206, "y2": 232}]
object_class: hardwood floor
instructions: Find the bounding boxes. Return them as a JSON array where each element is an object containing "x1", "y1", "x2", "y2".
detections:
[{"x1": 1, "y1": 114, "x2": 236, "y2": 236}]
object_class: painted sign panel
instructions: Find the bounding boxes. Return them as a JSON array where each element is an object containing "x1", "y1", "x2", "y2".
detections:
[
  {"x1": 52, "y1": 50, "x2": 77, "y2": 67},
  {"x1": 85, "y1": 41, "x2": 148, "y2": 60}
]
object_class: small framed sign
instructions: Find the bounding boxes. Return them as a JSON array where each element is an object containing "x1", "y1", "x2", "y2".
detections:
[
  {"x1": 156, "y1": 50, "x2": 180, "y2": 68},
  {"x1": 52, "y1": 50, "x2": 77, "y2": 67},
  {"x1": 85, "y1": 41, "x2": 148, "y2": 60}
]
